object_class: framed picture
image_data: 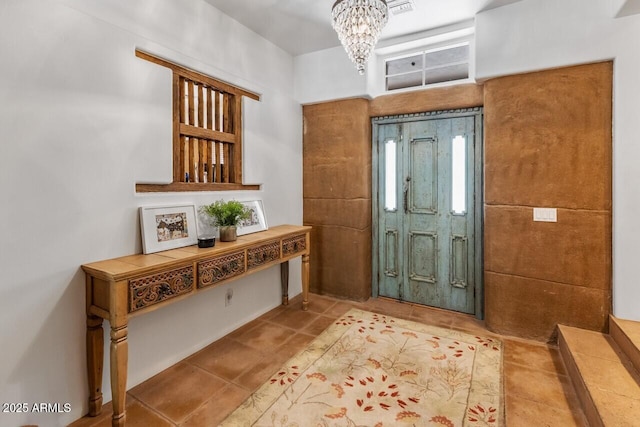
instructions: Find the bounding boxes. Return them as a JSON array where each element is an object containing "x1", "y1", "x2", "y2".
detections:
[
  {"x1": 139, "y1": 204, "x2": 198, "y2": 254},
  {"x1": 237, "y1": 200, "x2": 268, "y2": 236}
]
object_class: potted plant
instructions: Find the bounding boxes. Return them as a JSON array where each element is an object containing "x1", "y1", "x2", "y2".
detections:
[{"x1": 200, "y1": 200, "x2": 251, "y2": 242}]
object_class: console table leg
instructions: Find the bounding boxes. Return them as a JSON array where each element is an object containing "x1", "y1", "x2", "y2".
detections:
[
  {"x1": 110, "y1": 324, "x2": 128, "y2": 427},
  {"x1": 280, "y1": 261, "x2": 289, "y2": 305},
  {"x1": 86, "y1": 315, "x2": 104, "y2": 416},
  {"x1": 302, "y1": 254, "x2": 310, "y2": 311}
]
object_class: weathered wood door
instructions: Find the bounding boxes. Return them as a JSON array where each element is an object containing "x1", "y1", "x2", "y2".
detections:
[{"x1": 373, "y1": 109, "x2": 483, "y2": 315}]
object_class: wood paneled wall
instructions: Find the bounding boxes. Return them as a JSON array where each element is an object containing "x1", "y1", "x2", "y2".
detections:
[
  {"x1": 483, "y1": 62, "x2": 612, "y2": 341},
  {"x1": 303, "y1": 63, "x2": 612, "y2": 341}
]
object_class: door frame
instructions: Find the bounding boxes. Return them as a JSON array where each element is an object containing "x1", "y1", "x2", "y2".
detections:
[{"x1": 371, "y1": 107, "x2": 485, "y2": 319}]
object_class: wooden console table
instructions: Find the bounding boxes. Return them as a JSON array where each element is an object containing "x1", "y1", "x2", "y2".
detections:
[{"x1": 81, "y1": 224, "x2": 311, "y2": 426}]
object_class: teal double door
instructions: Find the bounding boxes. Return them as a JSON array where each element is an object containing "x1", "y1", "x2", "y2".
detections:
[{"x1": 373, "y1": 109, "x2": 483, "y2": 315}]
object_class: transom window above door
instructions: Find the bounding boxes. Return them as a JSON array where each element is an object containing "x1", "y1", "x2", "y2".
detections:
[{"x1": 384, "y1": 42, "x2": 470, "y2": 91}]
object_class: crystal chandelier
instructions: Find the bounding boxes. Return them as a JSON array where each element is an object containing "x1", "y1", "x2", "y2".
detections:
[{"x1": 331, "y1": 0, "x2": 389, "y2": 75}]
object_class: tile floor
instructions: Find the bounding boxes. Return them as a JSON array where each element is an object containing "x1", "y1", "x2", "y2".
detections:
[{"x1": 70, "y1": 293, "x2": 588, "y2": 426}]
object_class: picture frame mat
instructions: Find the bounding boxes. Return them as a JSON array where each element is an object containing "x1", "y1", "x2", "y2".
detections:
[
  {"x1": 237, "y1": 200, "x2": 268, "y2": 236},
  {"x1": 139, "y1": 204, "x2": 198, "y2": 254}
]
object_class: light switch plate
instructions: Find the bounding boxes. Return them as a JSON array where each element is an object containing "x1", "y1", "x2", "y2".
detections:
[{"x1": 533, "y1": 208, "x2": 557, "y2": 222}]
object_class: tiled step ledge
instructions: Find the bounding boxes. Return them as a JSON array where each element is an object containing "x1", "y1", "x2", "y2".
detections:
[
  {"x1": 609, "y1": 315, "x2": 640, "y2": 375},
  {"x1": 558, "y1": 324, "x2": 640, "y2": 427}
]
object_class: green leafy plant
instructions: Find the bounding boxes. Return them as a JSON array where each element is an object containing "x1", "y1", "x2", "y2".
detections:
[{"x1": 200, "y1": 199, "x2": 251, "y2": 227}]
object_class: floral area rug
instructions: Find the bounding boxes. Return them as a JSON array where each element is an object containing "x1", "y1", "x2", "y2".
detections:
[{"x1": 220, "y1": 308, "x2": 504, "y2": 427}]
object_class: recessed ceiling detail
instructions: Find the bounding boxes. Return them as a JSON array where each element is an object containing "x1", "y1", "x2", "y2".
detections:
[{"x1": 203, "y1": 0, "x2": 523, "y2": 56}]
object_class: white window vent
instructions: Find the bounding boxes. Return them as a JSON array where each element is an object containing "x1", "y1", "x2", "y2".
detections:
[
  {"x1": 387, "y1": 0, "x2": 415, "y2": 15},
  {"x1": 384, "y1": 42, "x2": 470, "y2": 91}
]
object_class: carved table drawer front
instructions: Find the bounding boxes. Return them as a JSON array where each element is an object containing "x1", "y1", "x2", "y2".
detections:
[
  {"x1": 129, "y1": 265, "x2": 194, "y2": 313},
  {"x1": 198, "y1": 250, "x2": 246, "y2": 288},
  {"x1": 247, "y1": 240, "x2": 281, "y2": 270},
  {"x1": 282, "y1": 234, "x2": 307, "y2": 256}
]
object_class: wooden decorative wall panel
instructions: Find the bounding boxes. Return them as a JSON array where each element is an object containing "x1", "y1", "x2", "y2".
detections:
[
  {"x1": 198, "y1": 251, "x2": 246, "y2": 289},
  {"x1": 129, "y1": 265, "x2": 194, "y2": 312},
  {"x1": 134, "y1": 49, "x2": 261, "y2": 192}
]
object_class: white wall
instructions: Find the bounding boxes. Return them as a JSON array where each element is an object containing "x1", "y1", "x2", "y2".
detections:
[
  {"x1": 294, "y1": 21, "x2": 476, "y2": 103},
  {"x1": 475, "y1": 0, "x2": 640, "y2": 321},
  {"x1": 294, "y1": 46, "x2": 369, "y2": 104},
  {"x1": 294, "y1": 0, "x2": 640, "y2": 322},
  {"x1": 0, "y1": 0, "x2": 302, "y2": 425}
]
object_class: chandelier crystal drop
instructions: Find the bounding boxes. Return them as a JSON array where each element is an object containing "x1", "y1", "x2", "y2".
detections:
[{"x1": 331, "y1": 0, "x2": 389, "y2": 75}]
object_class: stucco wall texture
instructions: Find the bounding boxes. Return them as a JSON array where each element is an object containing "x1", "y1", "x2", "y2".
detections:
[
  {"x1": 483, "y1": 61, "x2": 612, "y2": 341},
  {"x1": 303, "y1": 99, "x2": 373, "y2": 301}
]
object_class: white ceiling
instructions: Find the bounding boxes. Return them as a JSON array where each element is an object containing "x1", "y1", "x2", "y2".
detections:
[{"x1": 203, "y1": 0, "x2": 523, "y2": 56}]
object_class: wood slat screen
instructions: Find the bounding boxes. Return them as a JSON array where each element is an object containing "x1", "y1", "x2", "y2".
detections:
[
  {"x1": 179, "y1": 76, "x2": 237, "y2": 183},
  {"x1": 135, "y1": 50, "x2": 260, "y2": 192}
]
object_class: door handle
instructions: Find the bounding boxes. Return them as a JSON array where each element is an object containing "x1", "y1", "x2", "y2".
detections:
[
  {"x1": 402, "y1": 188, "x2": 409, "y2": 213},
  {"x1": 403, "y1": 176, "x2": 411, "y2": 214},
  {"x1": 403, "y1": 186, "x2": 409, "y2": 214}
]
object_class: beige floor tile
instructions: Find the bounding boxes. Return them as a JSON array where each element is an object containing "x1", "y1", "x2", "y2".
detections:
[
  {"x1": 115, "y1": 398, "x2": 175, "y2": 427},
  {"x1": 574, "y1": 352, "x2": 640, "y2": 399},
  {"x1": 304, "y1": 294, "x2": 337, "y2": 314},
  {"x1": 129, "y1": 362, "x2": 225, "y2": 424},
  {"x1": 186, "y1": 338, "x2": 265, "y2": 381},
  {"x1": 301, "y1": 314, "x2": 337, "y2": 336},
  {"x1": 449, "y1": 314, "x2": 491, "y2": 336},
  {"x1": 506, "y1": 394, "x2": 588, "y2": 427},
  {"x1": 273, "y1": 332, "x2": 317, "y2": 361},
  {"x1": 257, "y1": 304, "x2": 288, "y2": 321},
  {"x1": 560, "y1": 325, "x2": 622, "y2": 361},
  {"x1": 69, "y1": 293, "x2": 589, "y2": 427},
  {"x1": 68, "y1": 400, "x2": 114, "y2": 427},
  {"x1": 614, "y1": 318, "x2": 640, "y2": 345},
  {"x1": 503, "y1": 338, "x2": 564, "y2": 374},
  {"x1": 590, "y1": 386, "x2": 640, "y2": 426},
  {"x1": 504, "y1": 362, "x2": 580, "y2": 411},
  {"x1": 225, "y1": 318, "x2": 264, "y2": 340},
  {"x1": 324, "y1": 301, "x2": 359, "y2": 317},
  {"x1": 88, "y1": 396, "x2": 175, "y2": 427},
  {"x1": 180, "y1": 384, "x2": 251, "y2": 427},
  {"x1": 611, "y1": 317, "x2": 640, "y2": 371},
  {"x1": 363, "y1": 297, "x2": 414, "y2": 319},
  {"x1": 409, "y1": 305, "x2": 454, "y2": 328},
  {"x1": 287, "y1": 293, "x2": 304, "y2": 304},
  {"x1": 277, "y1": 299, "x2": 308, "y2": 313},
  {"x1": 233, "y1": 353, "x2": 288, "y2": 391},
  {"x1": 268, "y1": 306, "x2": 320, "y2": 330},
  {"x1": 234, "y1": 321, "x2": 297, "y2": 351}
]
